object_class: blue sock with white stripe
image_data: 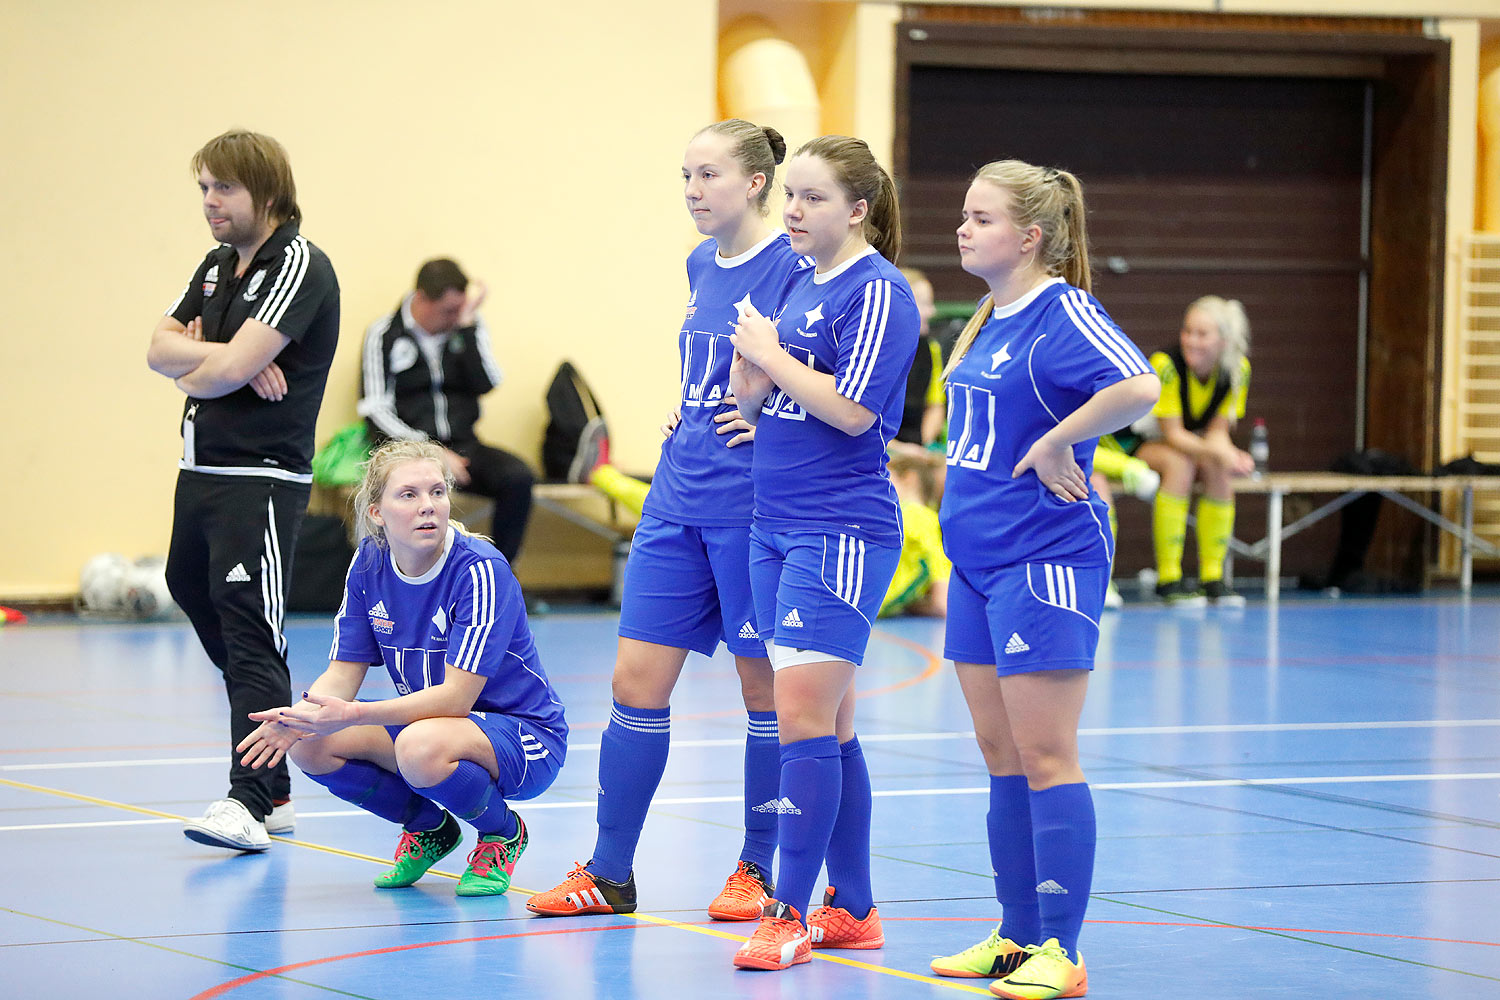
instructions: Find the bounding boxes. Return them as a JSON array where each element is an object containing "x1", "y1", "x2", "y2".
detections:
[
  {"x1": 1030, "y1": 781, "x2": 1096, "y2": 957},
  {"x1": 823, "y1": 736, "x2": 874, "y2": 919},
  {"x1": 740, "y1": 711, "x2": 780, "y2": 872},
  {"x1": 589, "y1": 701, "x2": 670, "y2": 882},
  {"x1": 421, "y1": 760, "x2": 517, "y2": 838},
  {"x1": 774, "y1": 735, "x2": 843, "y2": 925},
  {"x1": 303, "y1": 759, "x2": 443, "y2": 832},
  {"x1": 989, "y1": 774, "x2": 1041, "y2": 946}
]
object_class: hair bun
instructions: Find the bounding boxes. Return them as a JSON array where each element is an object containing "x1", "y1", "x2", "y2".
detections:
[{"x1": 763, "y1": 126, "x2": 787, "y2": 165}]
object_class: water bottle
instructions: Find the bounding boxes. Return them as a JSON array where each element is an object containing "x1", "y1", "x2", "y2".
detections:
[{"x1": 1249, "y1": 418, "x2": 1269, "y2": 479}]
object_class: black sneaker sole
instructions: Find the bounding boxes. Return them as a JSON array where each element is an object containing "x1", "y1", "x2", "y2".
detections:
[{"x1": 183, "y1": 828, "x2": 270, "y2": 852}]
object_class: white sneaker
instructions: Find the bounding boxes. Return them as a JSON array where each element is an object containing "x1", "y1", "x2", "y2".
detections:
[
  {"x1": 1122, "y1": 463, "x2": 1161, "y2": 501},
  {"x1": 266, "y1": 801, "x2": 295, "y2": 835},
  {"x1": 1103, "y1": 582, "x2": 1124, "y2": 609},
  {"x1": 183, "y1": 798, "x2": 271, "y2": 852}
]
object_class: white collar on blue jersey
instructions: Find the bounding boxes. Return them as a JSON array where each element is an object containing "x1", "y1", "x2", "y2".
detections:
[
  {"x1": 390, "y1": 524, "x2": 455, "y2": 585},
  {"x1": 992, "y1": 276, "x2": 1066, "y2": 318},
  {"x1": 714, "y1": 230, "x2": 783, "y2": 269},
  {"x1": 812, "y1": 244, "x2": 879, "y2": 284}
]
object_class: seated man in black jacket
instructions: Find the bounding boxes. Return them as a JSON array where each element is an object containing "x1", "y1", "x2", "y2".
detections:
[{"x1": 359, "y1": 258, "x2": 534, "y2": 561}]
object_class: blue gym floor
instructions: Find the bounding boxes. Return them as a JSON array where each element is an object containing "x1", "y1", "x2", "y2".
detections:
[{"x1": 2, "y1": 596, "x2": 1498, "y2": 998}]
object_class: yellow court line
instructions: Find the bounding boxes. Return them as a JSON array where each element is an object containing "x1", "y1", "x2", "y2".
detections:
[{"x1": 1, "y1": 776, "x2": 990, "y2": 994}]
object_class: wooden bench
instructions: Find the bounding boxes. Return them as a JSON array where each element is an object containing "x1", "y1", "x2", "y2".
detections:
[
  {"x1": 1230, "y1": 473, "x2": 1500, "y2": 600},
  {"x1": 308, "y1": 481, "x2": 636, "y2": 594},
  {"x1": 528, "y1": 483, "x2": 630, "y2": 543}
]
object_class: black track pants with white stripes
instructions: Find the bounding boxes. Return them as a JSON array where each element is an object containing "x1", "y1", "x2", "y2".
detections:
[
  {"x1": 453, "y1": 441, "x2": 534, "y2": 563},
  {"x1": 166, "y1": 472, "x2": 310, "y2": 821}
]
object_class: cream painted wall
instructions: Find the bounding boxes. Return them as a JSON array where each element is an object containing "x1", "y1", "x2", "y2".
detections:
[
  {"x1": 1482, "y1": 33, "x2": 1500, "y2": 230},
  {"x1": 1442, "y1": 19, "x2": 1482, "y2": 466},
  {"x1": 720, "y1": 0, "x2": 863, "y2": 137},
  {"x1": 0, "y1": 0, "x2": 716, "y2": 599}
]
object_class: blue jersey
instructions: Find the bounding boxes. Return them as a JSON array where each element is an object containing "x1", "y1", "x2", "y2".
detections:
[
  {"x1": 329, "y1": 527, "x2": 567, "y2": 740},
  {"x1": 751, "y1": 247, "x2": 920, "y2": 548},
  {"x1": 940, "y1": 278, "x2": 1152, "y2": 570},
  {"x1": 644, "y1": 233, "x2": 808, "y2": 527}
]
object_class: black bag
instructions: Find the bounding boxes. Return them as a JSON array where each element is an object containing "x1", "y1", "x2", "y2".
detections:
[
  {"x1": 541, "y1": 361, "x2": 604, "y2": 481},
  {"x1": 1310, "y1": 449, "x2": 1417, "y2": 592},
  {"x1": 288, "y1": 515, "x2": 356, "y2": 613},
  {"x1": 1435, "y1": 454, "x2": 1500, "y2": 476}
]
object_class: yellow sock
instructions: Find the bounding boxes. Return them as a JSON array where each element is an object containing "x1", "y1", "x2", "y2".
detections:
[
  {"x1": 1196, "y1": 496, "x2": 1235, "y2": 584},
  {"x1": 1091, "y1": 445, "x2": 1132, "y2": 481},
  {"x1": 1152, "y1": 491, "x2": 1190, "y2": 585},
  {"x1": 589, "y1": 464, "x2": 649, "y2": 516},
  {"x1": 1107, "y1": 503, "x2": 1119, "y2": 576}
]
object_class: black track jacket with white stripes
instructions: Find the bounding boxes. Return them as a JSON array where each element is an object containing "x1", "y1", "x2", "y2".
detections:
[
  {"x1": 168, "y1": 221, "x2": 340, "y2": 480},
  {"x1": 358, "y1": 301, "x2": 501, "y2": 448}
]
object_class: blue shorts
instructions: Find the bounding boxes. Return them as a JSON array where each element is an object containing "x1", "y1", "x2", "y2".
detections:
[
  {"x1": 748, "y1": 525, "x2": 900, "y2": 667},
  {"x1": 385, "y1": 713, "x2": 564, "y2": 801},
  {"x1": 943, "y1": 562, "x2": 1107, "y2": 675},
  {"x1": 616, "y1": 514, "x2": 762, "y2": 658}
]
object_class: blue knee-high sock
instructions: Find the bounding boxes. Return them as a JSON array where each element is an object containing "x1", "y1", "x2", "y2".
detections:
[
  {"x1": 1030, "y1": 782, "x2": 1096, "y2": 957},
  {"x1": 304, "y1": 759, "x2": 443, "y2": 832},
  {"x1": 823, "y1": 736, "x2": 873, "y2": 919},
  {"x1": 774, "y1": 735, "x2": 842, "y2": 924},
  {"x1": 421, "y1": 760, "x2": 517, "y2": 838},
  {"x1": 589, "y1": 701, "x2": 670, "y2": 882},
  {"x1": 740, "y1": 711, "x2": 780, "y2": 872},
  {"x1": 989, "y1": 774, "x2": 1041, "y2": 945}
]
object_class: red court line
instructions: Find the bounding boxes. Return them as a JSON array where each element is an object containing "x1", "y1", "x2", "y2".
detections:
[
  {"x1": 887, "y1": 916, "x2": 1499, "y2": 948},
  {"x1": 568, "y1": 628, "x2": 942, "y2": 729},
  {"x1": 190, "y1": 922, "x2": 641, "y2": 999},
  {"x1": 191, "y1": 913, "x2": 1498, "y2": 997}
]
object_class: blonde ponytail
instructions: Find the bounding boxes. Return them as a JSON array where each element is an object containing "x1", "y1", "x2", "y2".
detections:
[{"x1": 942, "y1": 295, "x2": 996, "y2": 380}]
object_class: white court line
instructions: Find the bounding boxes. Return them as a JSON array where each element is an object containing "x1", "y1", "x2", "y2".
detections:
[
  {"x1": 0, "y1": 757, "x2": 232, "y2": 772},
  {"x1": 5, "y1": 719, "x2": 1498, "y2": 772},
  {"x1": 3, "y1": 772, "x2": 1498, "y2": 832},
  {"x1": 1078, "y1": 719, "x2": 1500, "y2": 736},
  {"x1": 873, "y1": 771, "x2": 1500, "y2": 797}
]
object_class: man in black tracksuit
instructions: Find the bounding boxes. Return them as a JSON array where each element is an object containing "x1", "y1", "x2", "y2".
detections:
[
  {"x1": 358, "y1": 258, "x2": 534, "y2": 561},
  {"x1": 147, "y1": 130, "x2": 340, "y2": 852}
]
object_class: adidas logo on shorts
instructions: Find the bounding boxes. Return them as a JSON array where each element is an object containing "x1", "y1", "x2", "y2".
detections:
[
  {"x1": 751, "y1": 796, "x2": 802, "y2": 815},
  {"x1": 739, "y1": 621, "x2": 758, "y2": 640},
  {"x1": 224, "y1": 563, "x2": 251, "y2": 583},
  {"x1": 1004, "y1": 632, "x2": 1030, "y2": 654},
  {"x1": 1036, "y1": 879, "x2": 1068, "y2": 894},
  {"x1": 781, "y1": 608, "x2": 805, "y2": 629}
]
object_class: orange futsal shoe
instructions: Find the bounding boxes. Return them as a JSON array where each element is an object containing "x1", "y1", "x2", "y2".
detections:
[
  {"x1": 524, "y1": 862, "x2": 637, "y2": 916},
  {"x1": 732, "y1": 900, "x2": 811, "y2": 971},
  {"x1": 708, "y1": 860, "x2": 774, "y2": 921},
  {"x1": 807, "y1": 885, "x2": 885, "y2": 949}
]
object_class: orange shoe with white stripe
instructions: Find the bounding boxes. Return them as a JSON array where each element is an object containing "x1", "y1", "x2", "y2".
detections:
[
  {"x1": 732, "y1": 901, "x2": 811, "y2": 971},
  {"x1": 807, "y1": 886, "x2": 885, "y2": 949},
  {"x1": 708, "y1": 860, "x2": 773, "y2": 921},
  {"x1": 524, "y1": 862, "x2": 637, "y2": 916}
]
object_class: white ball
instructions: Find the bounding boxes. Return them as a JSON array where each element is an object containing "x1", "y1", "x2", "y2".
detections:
[
  {"x1": 125, "y1": 557, "x2": 174, "y2": 619},
  {"x1": 79, "y1": 553, "x2": 132, "y2": 613}
]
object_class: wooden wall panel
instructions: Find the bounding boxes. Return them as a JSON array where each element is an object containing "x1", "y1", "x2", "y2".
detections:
[
  {"x1": 905, "y1": 67, "x2": 1365, "y2": 579},
  {"x1": 1365, "y1": 53, "x2": 1449, "y2": 581},
  {"x1": 898, "y1": 25, "x2": 1448, "y2": 586}
]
